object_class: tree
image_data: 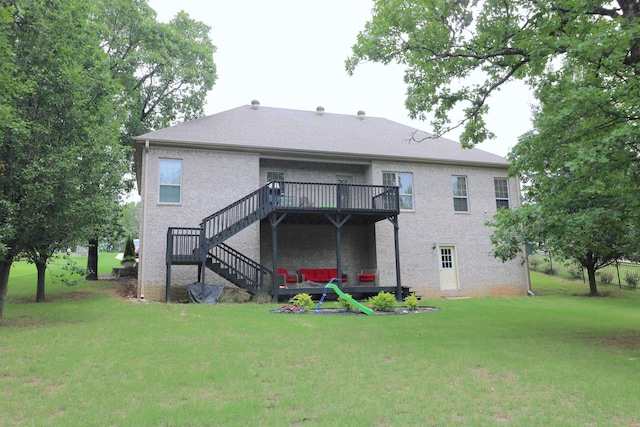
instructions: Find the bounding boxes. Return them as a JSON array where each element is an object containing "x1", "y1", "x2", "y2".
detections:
[
  {"x1": 348, "y1": 0, "x2": 640, "y2": 295},
  {"x1": 0, "y1": 0, "x2": 128, "y2": 304},
  {"x1": 347, "y1": 0, "x2": 640, "y2": 147},
  {"x1": 487, "y1": 69, "x2": 640, "y2": 295},
  {"x1": 0, "y1": 0, "x2": 216, "y2": 321},
  {"x1": 0, "y1": 2, "x2": 22, "y2": 321},
  {"x1": 84, "y1": 0, "x2": 217, "y2": 280}
]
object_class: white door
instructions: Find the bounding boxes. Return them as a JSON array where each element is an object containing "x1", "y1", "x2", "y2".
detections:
[{"x1": 439, "y1": 246, "x2": 459, "y2": 290}]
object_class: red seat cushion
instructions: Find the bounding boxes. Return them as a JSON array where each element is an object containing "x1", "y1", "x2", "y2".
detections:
[
  {"x1": 299, "y1": 268, "x2": 346, "y2": 283},
  {"x1": 277, "y1": 268, "x2": 298, "y2": 283},
  {"x1": 359, "y1": 274, "x2": 375, "y2": 282}
]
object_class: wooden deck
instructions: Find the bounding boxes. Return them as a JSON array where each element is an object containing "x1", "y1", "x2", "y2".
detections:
[{"x1": 165, "y1": 181, "x2": 405, "y2": 302}]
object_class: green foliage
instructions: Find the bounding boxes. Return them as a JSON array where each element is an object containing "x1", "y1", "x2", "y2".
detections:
[
  {"x1": 404, "y1": 293, "x2": 419, "y2": 311},
  {"x1": 348, "y1": 1, "x2": 640, "y2": 148},
  {"x1": 101, "y1": 1, "x2": 217, "y2": 140},
  {"x1": 0, "y1": 0, "x2": 217, "y2": 317},
  {"x1": 565, "y1": 262, "x2": 583, "y2": 280},
  {"x1": 337, "y1": 293, "x2": 356, "y2": 311},
  {"x1": 289, "y1": 293, "x2": 313, "y2": 311},
  {"x1": 624, "y1": 271, "x2": 639, "y2": 288},
  {"x1": 597, "y1": 270, "x2": 614, "y2": 285},
  {"x1": 369, "y1": 291, "x2": 396, "y2": 312},
  {"x1": 122, "y1": 236, "x2": 136, "y2": 264},
  {"x1": 350, "y1": 0, "x2": 640, "y2": 298},
  {"x1": 49, "y1": 255, "x2": 87, "y2": 287},
  {"x1": 404, "y1": 294, "x2": 419, "y2": 310}
]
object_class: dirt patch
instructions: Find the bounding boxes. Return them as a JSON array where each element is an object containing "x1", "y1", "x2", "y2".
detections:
[
  {"x1": 572, "y1": 291, "x2": 614, "y2": 297},
  {"x1": 582, "y1": 330, "x2": 640, "y2": 351}
]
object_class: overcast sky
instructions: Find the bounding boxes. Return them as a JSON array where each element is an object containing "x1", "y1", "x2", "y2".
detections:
[{"x1": 147, "y1": 0, "x2": 535, "y2": 157}]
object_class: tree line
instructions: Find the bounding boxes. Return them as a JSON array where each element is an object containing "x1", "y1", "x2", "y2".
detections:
[{"x1": 0, "y1": 0, "x2": 216, "y2": 322}]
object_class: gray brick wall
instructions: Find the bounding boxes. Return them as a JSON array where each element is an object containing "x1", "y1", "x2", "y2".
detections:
[{"x1": 139, "y1": 150, "x2": 528, "y2": 301}]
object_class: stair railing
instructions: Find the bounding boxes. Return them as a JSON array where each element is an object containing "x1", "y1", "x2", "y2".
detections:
[
  {"x1": 166, "y1": 227, "x2": 201, "y2": 263},
  {"x1": 200, "y1": 183, "x2": 276, "y2": 249},
  {"x1": 208, "y1": 243, "x2": 271, "y2": 292}
]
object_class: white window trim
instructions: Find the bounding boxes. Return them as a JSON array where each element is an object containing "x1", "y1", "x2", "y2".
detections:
[
  {"x1": 158, "y1": 158, "x2": 182, "y2": 205},
  {"x1": 382, "y1": 171, "x2": 414, "y2": 211},
  {"x1": 494, "y1": 177, "x2": 510, "y2": 209},
  {"x1": 452, "y1": 175, "x2": 469, "y2": 213}
]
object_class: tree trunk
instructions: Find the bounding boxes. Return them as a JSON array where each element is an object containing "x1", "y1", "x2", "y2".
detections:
[
  {"x1": 36, "y1": 261, "x2": 47, "y2": 302},
  {"x1": 86, "y1": 237, "x2": 98, "y2": 280},
  {"x1": 0, "y1": 261, "x2": 12, "y2": 324},
  {"x1": 586, "y1": 265, "x2": 599, "y2": 296}
]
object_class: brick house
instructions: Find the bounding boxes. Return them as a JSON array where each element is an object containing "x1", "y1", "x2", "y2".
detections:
[{"x1": 133, "y1": 101, "x2": 530, "y2": 302}]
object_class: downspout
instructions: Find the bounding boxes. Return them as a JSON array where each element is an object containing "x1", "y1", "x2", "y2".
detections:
[
  {"x1": 515, "y1": 176, "x2": 533, "y2": 296},
  {"x1": 138, "y1": 139, "x2": 150, "y2": 299}
]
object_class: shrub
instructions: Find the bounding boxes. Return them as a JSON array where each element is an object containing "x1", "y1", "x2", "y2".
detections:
[
  {"x1": 289, "y1": 293, "x2": 314, "y2": 311},
  {"x1": 369, "y1": 291, "x2": 397, "y2": 312},
  {"x1": 122, "y1": 236, "x2": 136, "y2": 265},
  {"x1": 337, "y1": 293, "x2": 357, "y2": 311},
  {"x1": 624, "y1": 272, "x2": 639, "y2": 288},
  {"x1": 597, "y1": 270, "x2": 614, "y2": 285},
  {"x1": 252, "y1": 290, "x2": 271, "y2": 304},
  {"x1": 404, "y1": 293, "x2": 419, "y2": 311},
  {"x1": 565, "y1": 263, "x2": 583, "y2": 279},
  {"x1": 528, "y1": 257, "x2": 540, "y2": 270}
]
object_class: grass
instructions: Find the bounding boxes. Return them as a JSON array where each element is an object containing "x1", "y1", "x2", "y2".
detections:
[{"x1": 2, "y1": 264, "x2": 640, "y2": 426}]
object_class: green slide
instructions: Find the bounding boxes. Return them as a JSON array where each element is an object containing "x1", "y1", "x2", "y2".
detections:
[{"x1": 320, "y1": 282, "x2": 375, "y2": 315}]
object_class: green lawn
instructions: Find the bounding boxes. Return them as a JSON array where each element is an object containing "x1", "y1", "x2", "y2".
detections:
[{"x1": 1, "y1": 264, "x2": 639, "y2": 426}]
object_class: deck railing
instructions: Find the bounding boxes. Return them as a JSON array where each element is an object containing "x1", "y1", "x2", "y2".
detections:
[
  {"x1": 200, "y1": 185, "x2": 273, "y2": 248},
  {"x1": 166, "y1": 227, "x2": 201, "y2": 263},
  {"x1": 199, "y1": 182, "x2": 399, "y2": 250},
  {"x1": 208, "y1": 243, "x2": 271, "y2": 292},
  {"x1": 274, "y1": 181, "x2": 400, "y2": 213}
]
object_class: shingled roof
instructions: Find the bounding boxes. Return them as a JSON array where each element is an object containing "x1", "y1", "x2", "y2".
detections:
[{"x1": 134, "y1": 103, "x2": 509, "y2": 167}]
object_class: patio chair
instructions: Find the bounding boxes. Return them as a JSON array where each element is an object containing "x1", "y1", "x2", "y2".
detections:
[
  {"x1": 357, "y1": 269, "x2": 379, "y2": 286},
  {"x1": 276, "y1": 268, "x2": 300, "y2": 286}
]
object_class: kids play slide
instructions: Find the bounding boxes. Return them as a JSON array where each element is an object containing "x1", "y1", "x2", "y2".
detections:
[{"x1": 316, "y1": 280, "x2": 375, "y2": 315}]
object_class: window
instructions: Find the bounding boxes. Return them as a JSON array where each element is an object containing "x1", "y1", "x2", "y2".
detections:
[
  {"x1": 267, "y1": 171, "x2": 285, "y2": 193},
  {"x1": 451, "y1": 176, "x2": 468, "y2": 212},
  {"x1": 441, "y1": 248, "x2": 453, "y2": 269},
  {"x1": 159, "y1": 159, "x2": 182, "y2": 203},
  {"x1": 494, "y1": 178, "x2": 510, "y2": 210},
  {"x1": 382, "y1": 172, "x2": 413, "y2": 210}
]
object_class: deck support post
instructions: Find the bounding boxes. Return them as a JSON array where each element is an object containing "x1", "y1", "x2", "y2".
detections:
[
  {"x1": 165, "y1": 263, "x2": 171, "y2": 303},
  {"x1": 389, "y1": 215, "x2": 402, "y2": 301},
  {"x1": 326, "y1": 213, "x2": 351, "y2": 282},
  {"x1": 270, "y1": 212, "x2": 287, "y2": 302}
]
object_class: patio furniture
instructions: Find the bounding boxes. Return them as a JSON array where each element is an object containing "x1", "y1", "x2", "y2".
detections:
[{"x1": 358, "y1": 269, "x2": 379, "y2": 286}]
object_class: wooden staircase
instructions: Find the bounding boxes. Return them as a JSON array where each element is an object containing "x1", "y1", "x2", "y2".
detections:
[{"x1": 165, "y1": 181, "x2": 402, "y2": 302}]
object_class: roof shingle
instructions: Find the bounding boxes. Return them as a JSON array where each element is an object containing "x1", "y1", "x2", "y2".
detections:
[{"x1": 135, "y1": 104, "x2": 509, "y2": 167}]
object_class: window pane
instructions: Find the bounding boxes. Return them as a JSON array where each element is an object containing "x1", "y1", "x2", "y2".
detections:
[
  {"x1": 441, "y1": 248, "x2": 453, "y2": 268},
  {"x1": 453, "y1": 197, "x2": 468, "y2": 212},
  {"x1": 496, "y1": 199, "x2": 510, "y2": 210},
  {"x1": 494, "y1": 178, "x2": 508, "y2": 198},
  {"x1": 397, "y1": 173, "x2": 413, "y2": 195},
  {"x1": 159, "y1": 185, "x2": 181, "y2": 203},
  {"x1": 451, "y1": 176, "x2": 467, "y2": 197},
  {"x1": 382, "y1": 172, "x2": 395, "y2": 187},
  {"x1": 160, "y1": 159, "x2": 182, "y2": 185},
  {"x1": 399, "y1": 195, "x2": 413, "y2": 210},
  {"x1": 267, "y1": 171, "x2": 284, "y2": 182}
]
